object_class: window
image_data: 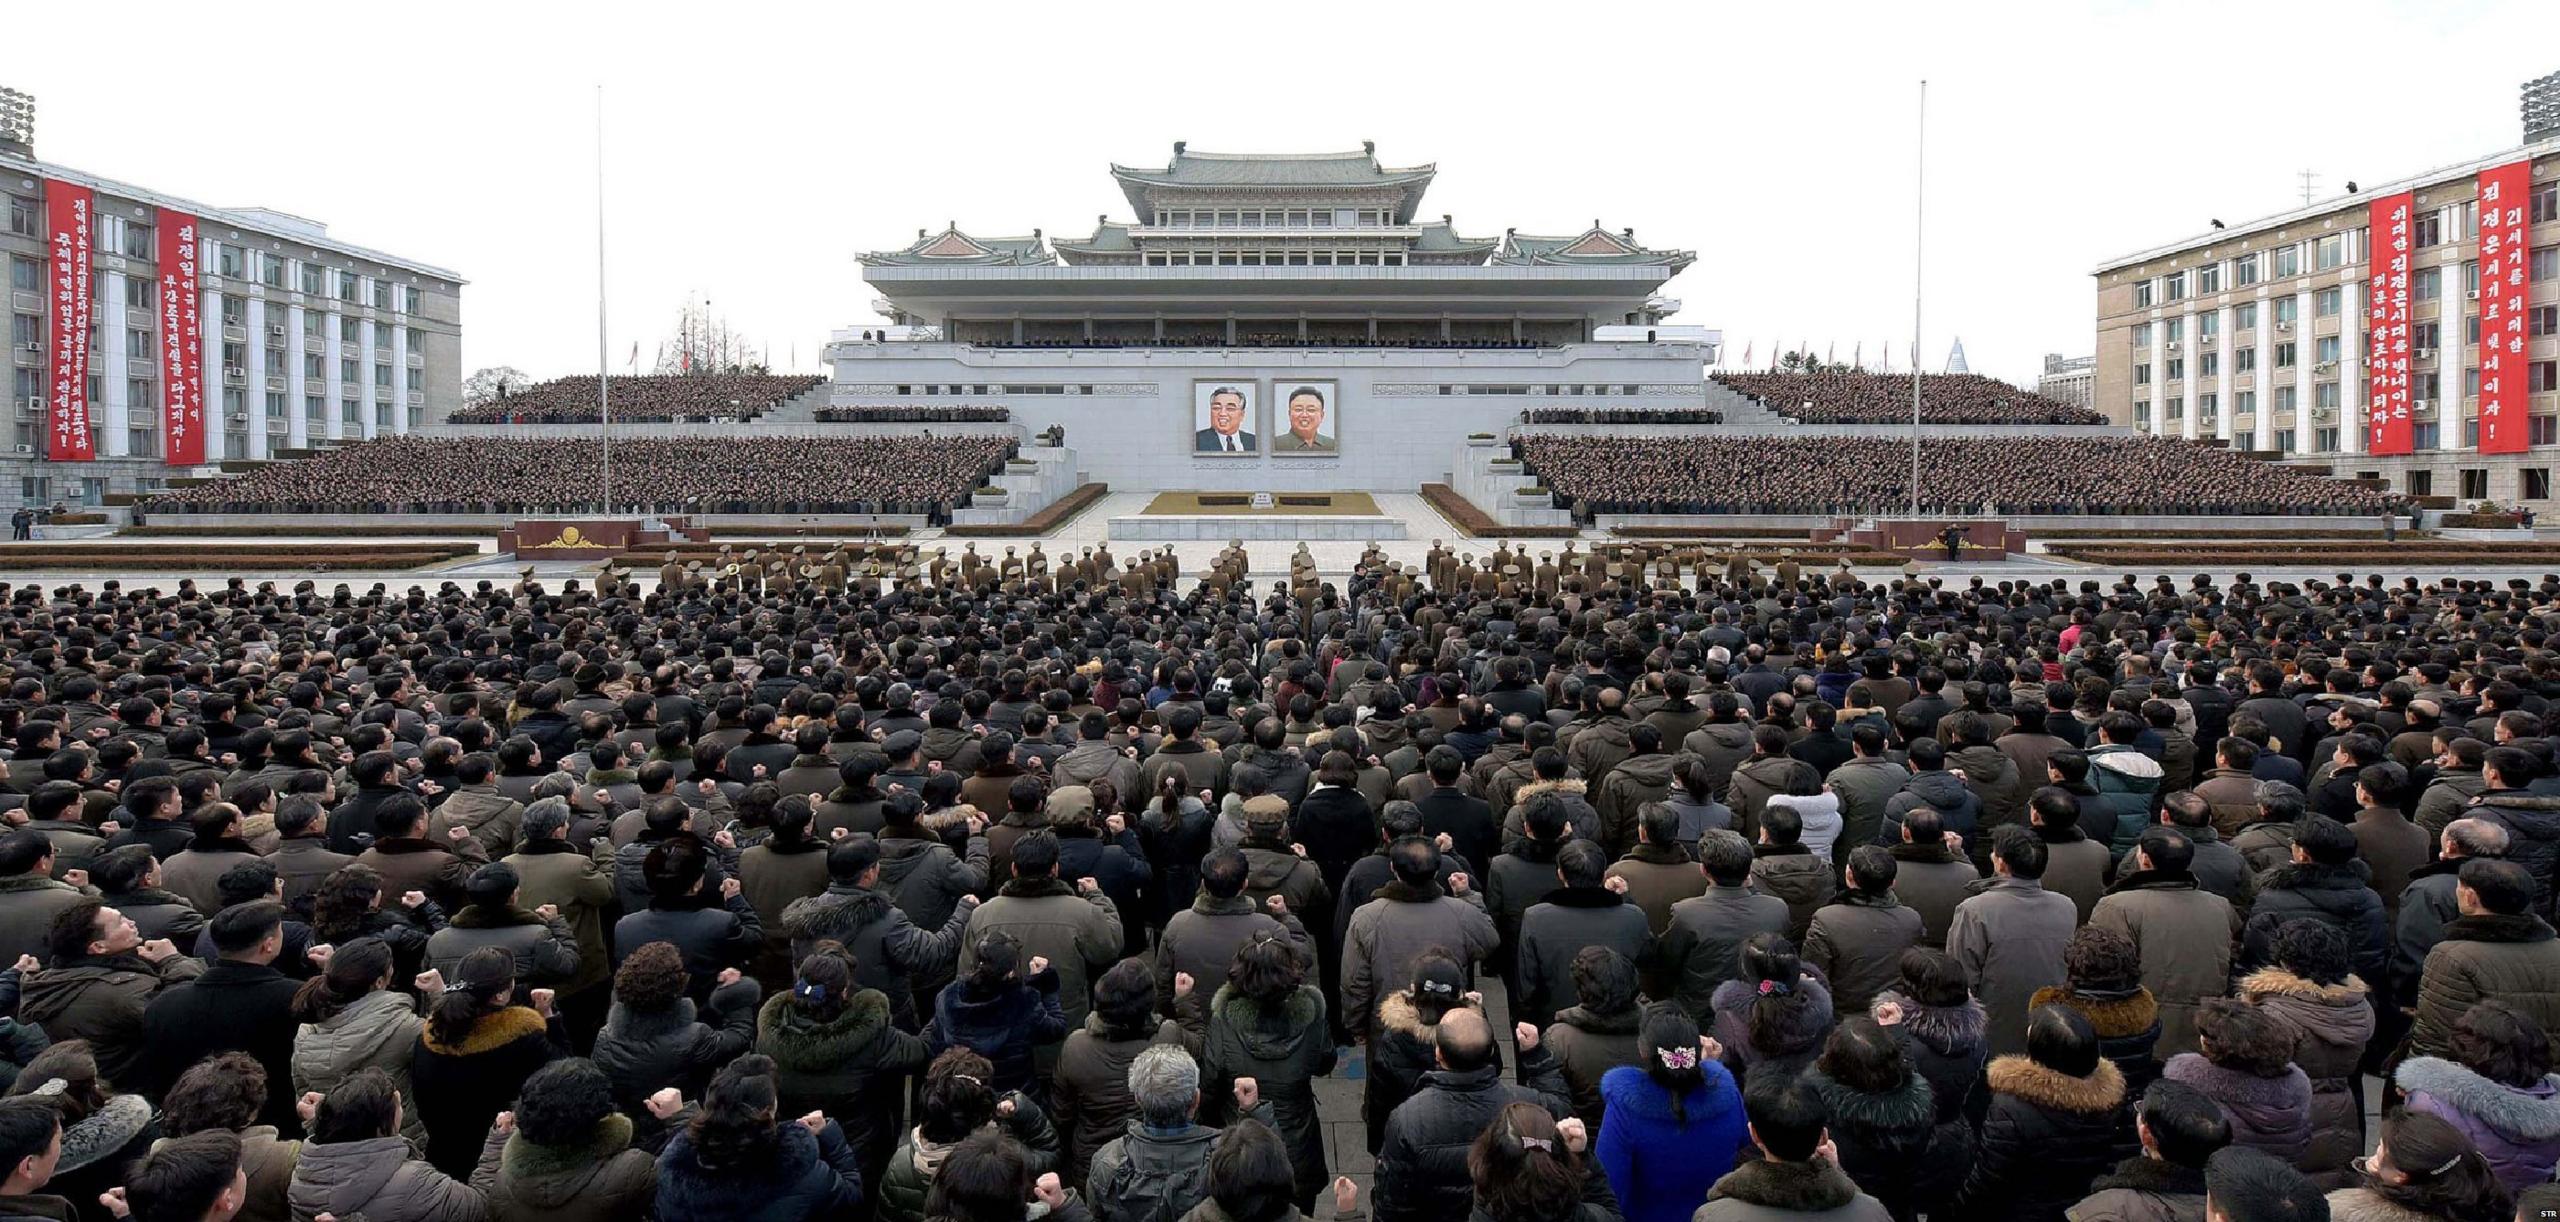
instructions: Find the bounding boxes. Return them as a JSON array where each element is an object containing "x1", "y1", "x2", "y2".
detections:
[
  {"x1": 11, "y1": 314, "x2": 37, "y2": 346},
  {"x1": 2273, "y1": 297, "x2": 2298, "y2": 324},
  {"x1": 2415, "y1": 212, "x2": 2443, "y2": 248},
  {"x1": 2235, "y1": 390, "x2": 2257, "y2": 415},
  {"x1": 260, "y1": 254, "x2": 283, "y2": 288},
  {"x1": 220, "y1": 296, "x2": 244, "y2": 324},
  {"x1": 304, "y1": 353, "x2": 323, "y2": 379},
  {"x1": 2467, "y1": 366, "x2": 2482, "y2": 396},
  {"x1": 2467, "y1": 314, "x2": 2482, "y2": 345},
  {"x1": 2275, "y1": 342, "x2": 2297, "y2": 368},
  {"x1": 338, "y1": 271, "x2": 358, "y2": 301},
  {"x1": 2133, "y1": 365, "x2": 2152, "y2": 385},
  {"x1": 6, "y1": 258, "x2": 34, "y2": 293},
  {"x1": 2274, "y1": 428, "x2": 2295, "y2": 452},
  {"x1": 402, "y1": 286, "x2": 420, "y2": 314},
  {"x1": 4, "y1": 196, "x2": 34, "y2": 237},
  {"x1": 2417, "y1": 371, "x2": 2442, "y2": 400},
  {"x1": 215, "y1": 244, "x2": 243, "y2": 278},
  {"x1": 339, "y1": 316, "x2": 359, "y2": 342},
  {"x1": 2538, "y1": 417, "x2": 2560, "y2": 446},
  {"x1": 2314, "y1": 427, "x2": 2338, "y2": 452},
  {"x1": 299, "y1": 264, "x2": 322, "y2": 296},
  {"x1": 2199, "y1": 393, "x2": 2218, "y2": 419},
  {"x1": 2166, "y1": 397, "x2": 2184, "y2": 420},
  {"x1": 305, "y1": 395, "x2": 325, "y2": 422},
  {"x1": 340, "y1": 359, "x2": 358, "y2": 384},
  {"x1": 2200, "y1": 353, "x2": 2219, "y2": 378},
  {"x1": 2196, "y1": 264, "x2": 2221, "y2": 294},
  {"x1": 2134, "y1": 280, "x2": 2154, "y2": 307},
  {"x1": 2316, "y1": 381, "x2": 2341, "y2": 408},
  {"x1": 2464, "y1": 261, "x2": 2480, "y2": 295},
  {"x1": 2534, "y1": 247, "x2": 2560, "y2": 282},
  {"x1": 2315, "y1": 336, "x2": 2341, "y2": 364},
  {"x1": 2528, "y1": 468, "x2": 2553, "y2": 501},
  {"x1": 2533, "y1": 306, "x2": 2559, "y2": 337},
  {"x1": 2275, "y1": 385, "x2": 2298, "y2": 411},
  {"x1": 2198, "y1": 313, "x2": 2220, "y2": 338},
  {"x1": 2235, "y1": 302, "x2": 2257, "y2": 330},
  {"x1": 2414, "y1": 424, "x2": 2441, "y2": 452},
  {"x1": 2316, "y1": 288, "x2": 2341, "y2": 318},
  {"x1": 2130, "y1": 323, "x2": 2152, "y2": 348},
  {"x1": 2315, "y1": 235, "x2": 2343, "y2": 271},
  {"x1": 2415, "y1": 268, "x2": 2441, "y2": 301},
  {"x1": 2273, "y1": 245, "x2": 2300, "y2": 277},
  {"x1": 2536, "y1": 183, "x2": 2560, "y2": 224},
  {"x1": 2166, "y1": 358, "x2": 2185, "y2": 381},
  {"x1": 125, "y1": 328, "x2": 147, "y2": 355},
  {"x1": 371, "y1": 281, "x2": 389, "y2": 311},
  {"x1": 2232, "y1": 254, "x2": 2260, "y2": 287},
  {"x1": 374, "y1": 362, "x2": 391, "y2": 387},
  {"x1": 122, "y1": 219, "x2": 153, "y2": 259},
  {"x1": 2532, "y1": 360, "x2": 2560, "y2": 394},
  {"x1": 2165, "y1": 272, "x2": 2186, "y2": 301},
  {"x1": 2414, "y1": 322, "x2": 2442, "y2": 350},
  {"x1": 2133, "y1": 401, "x2": 2151, "y2": 425},
  {"x1": 2167, "y1": 317, "x2": 2183, "y2": 342}
]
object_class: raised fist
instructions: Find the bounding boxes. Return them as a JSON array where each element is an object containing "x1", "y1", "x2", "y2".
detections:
[
  {"x1": 1448, "y1": 872, "x2": 1472, "y2": 896},
  {"x1": 529, "y1": 988, "x2": 556, "y2": 1016},
  {"x1": 1264, "y1": 894, "x2": 1288, "y2": 916},
  {"x1": 1603, "y1": 874, "x2": 1630, "y2": 895},
  {"x1": 1515, "y1": 1021, "x2": 1540, "y2": 1051},
  {"x1": 1557, "y1": 1116, "x2": 1589, "y2": 1154},
  {"x1": 1233, "y1": 1076, "x2": 1259, "y2": 1110},
  {"x1": 1174, "y1": 971, "x2": 1196, "y2": 999},
  {"x1": 717, "y1": 967, "x2": 744, "y2": 987},
  {"x1": 1028, "y1": 955, "x2": 1051, "y2": 977},
  {"x1": 1104, "y1": 813, "x2": 1127, "y2": 836},
  {"x1": 645, "y1": 1088, "x2": 684, "y2": 1120},
  {"x1": 400, "y1": 891, "x2": 429, "y2": 910}
]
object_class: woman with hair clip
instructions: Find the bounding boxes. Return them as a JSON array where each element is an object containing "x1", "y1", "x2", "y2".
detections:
[
  {"x1": 2326, "y1": 1110, "x2": 2513, "y2": 1222},
  {"x1": 1364, "y1": 948, "x2": 1479, "y2": 1155},
  {"x1": 655, "y1": 1052, "x2": 865, "y2": 1222},
  {"x1": 1867, "y1": 947, "x2": 1987, "y2": 1139},
  {"x1": 1142, "y1": 771, "x2": 1214, "y2": 923},
  {"x1": 1202, "y1": 932, "x2": 1333, "y2": 1211},
  {"x1": 290, "y1": 936, "x2": 430, "y2": 1142},
  {"x1": 2394, "y1": 1000, "x2": 2560, "y2": 1193},
  {"x1": 1470, "y1": 1100, "x2": 1618, "y2": 1222},
  {"x1": 926, "y1": 930, "x2": 1069, "y2": 1098},
  {"x1": 588, "y1": 940, "x2": 762, "y2": 1140},
  {"x1": 286, "y1": 1067, "x2": 483, "y2": 1222},
  {"x1": 1594, "y1": 1005, "x2": 1745, "y2": 1222},
  {"x1": 158, "y1": 1051, "x2": 300, "y2": 1222},
  {"x1": 2163, "y1": 997, "x2": 2312, "y2": 1164},
  {"x1": 1956, "y1": 1004, "x2": 2130, "y2": 1222},
  {"x1": 407, "y1": 944, "x2": 565, "y2": 1179},
  {"x1": 1543, "y1": 946, "x2": 1643, "y2": 1131},
  {"x1": 5, "y1": 1041, "x2": 157, "y2": 1222},
  {"x1": 2235, "y1": 917, "x2": 2373, "y2": 1183},
  {"x1": 876, "y1": 1048, "x2": 1061, "y2": 1222},
  {"x1": 738, "y1": 794, "x2": 829, "y2": 988},
  {"x1": 757, "y1": 939, "x2": 931, "y2": 1198},
  {"x1": 2031, "y1": 926, "x2": 2162, "y2": 1101},
  {"x1": 1708, "y1": 931, "x2": 1834, "y2": 1092},
  {"x1": 1187, "y1": 1119, "x2": 1362, "y2": 1222},
  {"x1": 1800, "y1": 1017, "x2": 1953, "y2": 1222},
  {"x1": 1051, "y1": 957, "x2": 1187, "y2": 1190}
]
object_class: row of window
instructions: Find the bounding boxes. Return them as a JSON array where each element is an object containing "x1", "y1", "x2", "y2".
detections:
[
  {"x1": 2132, "y1": 406, "x2": 2560, "y2": 457},
  {"x1": 5, "y1": 199, "x2": 428, "y2": 313},
  {"x1": 1149, "y1": 209, "x2": 1395, "y2": 229},
  {"x1": 1141, "y1": 251, "x2": 1407, "y2": 266},
  {"x1": 2130, "y1": 184, "x2": 2560, "y2": 308},
  {"x1": 2137, "y1": 248, "x2": 2560, "y2": 319}
]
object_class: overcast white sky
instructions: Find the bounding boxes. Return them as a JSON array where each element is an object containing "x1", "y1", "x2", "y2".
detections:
[{"x1": 10, "y1": 0, "x2": 2552, "y2": 385}]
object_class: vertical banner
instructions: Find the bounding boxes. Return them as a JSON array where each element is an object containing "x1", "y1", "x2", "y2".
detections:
[
  {"x1": 156, "y1": 210, "x2": 204, "y2": 466},
  {"x1": 2365, "y1": 192, "x2": 2414, "y2": 456},
  {"x1": 42, "y1": 180, "x2": 96, "y2": 461},
  {"x1": 2476, "y1": 160, "x2": 2532, "y2": 455}
]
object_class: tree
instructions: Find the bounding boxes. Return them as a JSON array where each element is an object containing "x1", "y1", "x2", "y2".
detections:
[{"x1": 462, "y1": 366, "x2": 529, "y2": 407}]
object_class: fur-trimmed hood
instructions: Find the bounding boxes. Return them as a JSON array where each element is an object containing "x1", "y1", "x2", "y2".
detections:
[
  {"x1": 55, "y1": 1092, "x2": 152, "y2": 1175},
  {"x1": 2325, "y1": 1187, "x2": 2445, "y2": 1222},
  {"x1": 757, "y1": 988, "x2": 893, "y2": 1068},
  {"x1": 421, "y1": 1004, "x2": 549, "y2": 1056},
  {"x1": 1514, "y1": 779, "x2": 1587, "y2": 804},
  {"x1": 1871, "y1": 989, "x2": 1984, "y2": 1056},
  {"x1": 1985, "y1": 1053, "x2": 2127, "y2": 1115},
  {"x1": 1376, "y1": 988, "x2": 1473, "y2": 1041},
  {"x1": 1703, "y1": 1156, "x2": 1866, "y2": 1213},
  {"x1": 2393, "y1": 1056, "x2": 2560, "y2": 1140},
  {"x1": 2030, "y1": 985, "x2": 2159, "y2": 1040},
  {"x1": 1802, "y1": 1066, "x2": 1934, "y2": 1133},
  {"x1": 2163, "y1": 1051, "x2": 2311, "y2": 1110}
]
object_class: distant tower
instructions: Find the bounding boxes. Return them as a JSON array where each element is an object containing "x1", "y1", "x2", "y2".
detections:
[{"x1": 1943, "y1": 337, "x2": 1970, "y2": 375}]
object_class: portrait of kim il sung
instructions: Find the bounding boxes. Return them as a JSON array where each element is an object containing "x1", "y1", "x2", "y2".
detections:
[
  {"x1": 1193, "y1": 381, "x2": 1258, "y2": 454},
  {"x1": 1272, "y1": 381, "x2": 1339, "y2": 454}
]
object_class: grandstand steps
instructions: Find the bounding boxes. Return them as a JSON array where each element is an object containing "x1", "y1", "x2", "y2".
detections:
[
  {"x1": 1701, "y1": 379, "x2": 1787, "y2": 427},
  {"x1": 949, "y1": 445, "x2": 1079, "y2": 528},
  {"x1": 1450, "y1": 444, "x2": 1574, "y2": 530},
  {"x1": 754, "y1": 383, "x2": 835, "y2": 424}
]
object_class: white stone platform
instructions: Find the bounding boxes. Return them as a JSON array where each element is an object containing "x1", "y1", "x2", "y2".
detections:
[{"x1": 1107, "y1": 514, "x2": 1408, "y2": 541}]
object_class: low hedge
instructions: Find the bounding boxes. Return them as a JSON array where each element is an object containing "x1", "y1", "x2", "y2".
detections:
[
  {"x1": 120, "y1": 523, "x2": 507, "y2": 538},
  {"x1": 0, "y1": 543, "x2": 477, "y2": 569},
  {"x1": 2030, "y1": 527, "x2": 2398, "y2": 541},
  {"x1": 2050, "y1": 542, "x2": 2560, "y2": 566},
  {"x1": 1611, "y1": 526, "x2": 1822, "y2": 540},
  {"x1": 1419, "y1": 484, "x2": 1579, "y2": 539},
  {"x1": 945, "y1": 482, "x2": 1110, "y2": 537}
]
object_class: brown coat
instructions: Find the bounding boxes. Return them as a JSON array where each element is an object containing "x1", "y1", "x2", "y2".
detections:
[
  {"x1": 2193, "y1": 768, "x2": 2263, "y2": 839},
  {"x1": 355, "y1": 838, "x2": 490, "y2": 912},
  {"x1": 2090, "y1": 870, "x2": 2237, "y2": 1058},
  {"x1": 2411, "y1": 913, "x2": 2560, "y2": 1059},
  {"x1": 2348, "y1": 806, "x2": 2429, "y2": 920},
  {"x1": 500, "y1": 842, "x2": 617, "y2": 996},
  {"x1": 1606, "y1": 845, "x2": 1708, "y2": 935},
  {"x1": 1883, "y1": 842, "x2": 1981, "y2": 948}
]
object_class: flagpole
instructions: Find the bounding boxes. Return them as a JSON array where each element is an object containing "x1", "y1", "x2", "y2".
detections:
[
  {"x1": 595, "y1": 84, "x2": 613, "y2": 517},
  {"x1": 1908, "y1": 79, "x2": 1927, "y2": 519}
]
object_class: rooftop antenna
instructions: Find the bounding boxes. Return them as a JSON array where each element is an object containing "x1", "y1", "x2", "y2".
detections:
[{"x1": 2297, "y1": 169, "x2": 2319, "y2": 207}]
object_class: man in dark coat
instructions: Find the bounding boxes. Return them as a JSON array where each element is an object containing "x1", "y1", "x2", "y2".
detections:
[
  {"x1": 1413, "y1": 748, "x2": 1499, "y2": 881},
  {"x1": 1372, "y1": 1007, "x2": 1572, "y2": 1222},
  {"x1": 2466, "y1": 747, "x2": 2560, "y2": 914},
  {"x1": 779, "y1": 835, "x2": 974, "y2": 1031},
  {"x1": 2391, "y1": 817, "x2": 2507, "y2": 1011},
  {"x1": 137, "y1": 900, "x2": 307, "y2": 1130},
  {"x1": 2249, "y1": 814, "x2": 2388, "y2": 984},
  {"x1": 1803, "y1": 845, "x2": 1924, "y2": 1011},
  {"x1": 1512, "y1": 840, "x2": 1652, "y2": 1030},
  {"x1": 1159, "y1": 847, "x2": 1312, "y2": 1013},
  {"x1": 2410, "y1": 858, "x2": 2560, "y2": 1058},
  {"x1": 19, "y1": 898, "x2": 205, "y2": 1088},
  {"x1": 1657, "y1": 829, "x2": 1793, "y2": 1020}
]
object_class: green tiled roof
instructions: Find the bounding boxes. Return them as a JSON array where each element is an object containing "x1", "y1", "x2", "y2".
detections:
[
  {"x1": 858, "y1": 225, "x2": 1057, "y2": 267},
  {"x1": 1111, "y1": 145, "x2": 1434, "y2": 219}
]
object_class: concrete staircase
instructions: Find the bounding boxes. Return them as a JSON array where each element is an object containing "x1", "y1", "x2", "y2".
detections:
[
  {"x1": 1702, "y1": 377, "x2": 1789, "y2": 426},
  {"x1": 754, "y1": 383, "x2": 834, "y2": 423},
  {"x1": 949, "y1": 445, "x2": 1078, "y2": 528},
  {"x1": 1452, "y1": 442, "x2": 1575, "y2": 529}
]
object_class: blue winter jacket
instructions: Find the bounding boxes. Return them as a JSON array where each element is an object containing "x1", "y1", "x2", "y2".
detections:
[{"x1": 1593, "y1": 1061, "x2": 1749, "y2": 1222}]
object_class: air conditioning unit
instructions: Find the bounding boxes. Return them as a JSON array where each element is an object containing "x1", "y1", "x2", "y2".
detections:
[
  {"x1": 227, "y1": 412, "x2": 248, "y2": 425},
  {"x1": 2198, "y1": 334, "x2": 2216, "y2": 345},
  {"x1": 2415, "y1": 347, "x2": 2436, "y2": 360},
  {"x1": 2412, "y1": 399, "x2": 2436, "y2": 415},
  {"x1": 268, "y1": 324, "x2": 286, "y2": 337},
  {"x1": 2276, "y1": 321, "x2": 2294, "y2": 334},
  {"x1": 222, "y1": 365, "x2": 245, "y2": 378},
  {"x1": 2165, "y1": 341, "x2": 2181, "y2": 353},
  {"x1": 16, "y1": 342, "x2": 40, "y2": 354},
  {"x1": 2466, "y1": 289, "x2": 2480, "y2": 301},
  {"x1": 10, "y1": 445, "x2": 29, "y2": 455}
]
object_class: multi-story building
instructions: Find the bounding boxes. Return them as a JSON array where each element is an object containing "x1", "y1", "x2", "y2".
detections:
[
  {"x1": 0, "y1": 106, "x2": 461, "y2": 508},
  {"x1": 2037, "y1": 353, "x2": 2095, "y2": 412},
  {"x1": 831, "y1": 144, "x2": 1711, "y2": 491},
  {"x1": 2092, "y1": 137, "x2": 2559, "y2": 506}
]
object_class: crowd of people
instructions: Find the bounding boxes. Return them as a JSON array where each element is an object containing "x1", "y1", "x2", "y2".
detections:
[
  {"x1": 813, "y1": 407, "x2": 1014, "y2": 424},
  {"x1": 0, "y1": 549, "x2": 2552, "y2": 1222},
  {"x1": 449, "y1": 375, "x2": 826, "y2": 425},
  {"x1": 135, "y1": 435, "x2": 1016, "y2": 520},
  {"x1": 1518, "y1": 410, "x2": 1724, "y2": 426},
  {"x1": 1713, "y1": 374, "x2": 2110, "y2": 426},
  {"x1": 1512, "y1": 434, "x2": 2390, "y2": 517}
]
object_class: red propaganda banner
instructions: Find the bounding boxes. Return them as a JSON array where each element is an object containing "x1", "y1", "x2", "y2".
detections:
[
  {"x1": 2365, "y1": 192, "x2": 2414, "y2": 456},
  {"x1": 156, "y1": 210, "x2": 204, "y2": 466},
  {"x1": 43, "y1": 180, "x2": 96, "y2": 461},
  {"x1": 2476, "y1": 160, "x2": 2532, "y2": 455}
]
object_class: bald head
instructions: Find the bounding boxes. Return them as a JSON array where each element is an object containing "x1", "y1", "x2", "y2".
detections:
[{"x1": 1435, "y1": 1006, "x2": 1495, "y2": 1072}]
